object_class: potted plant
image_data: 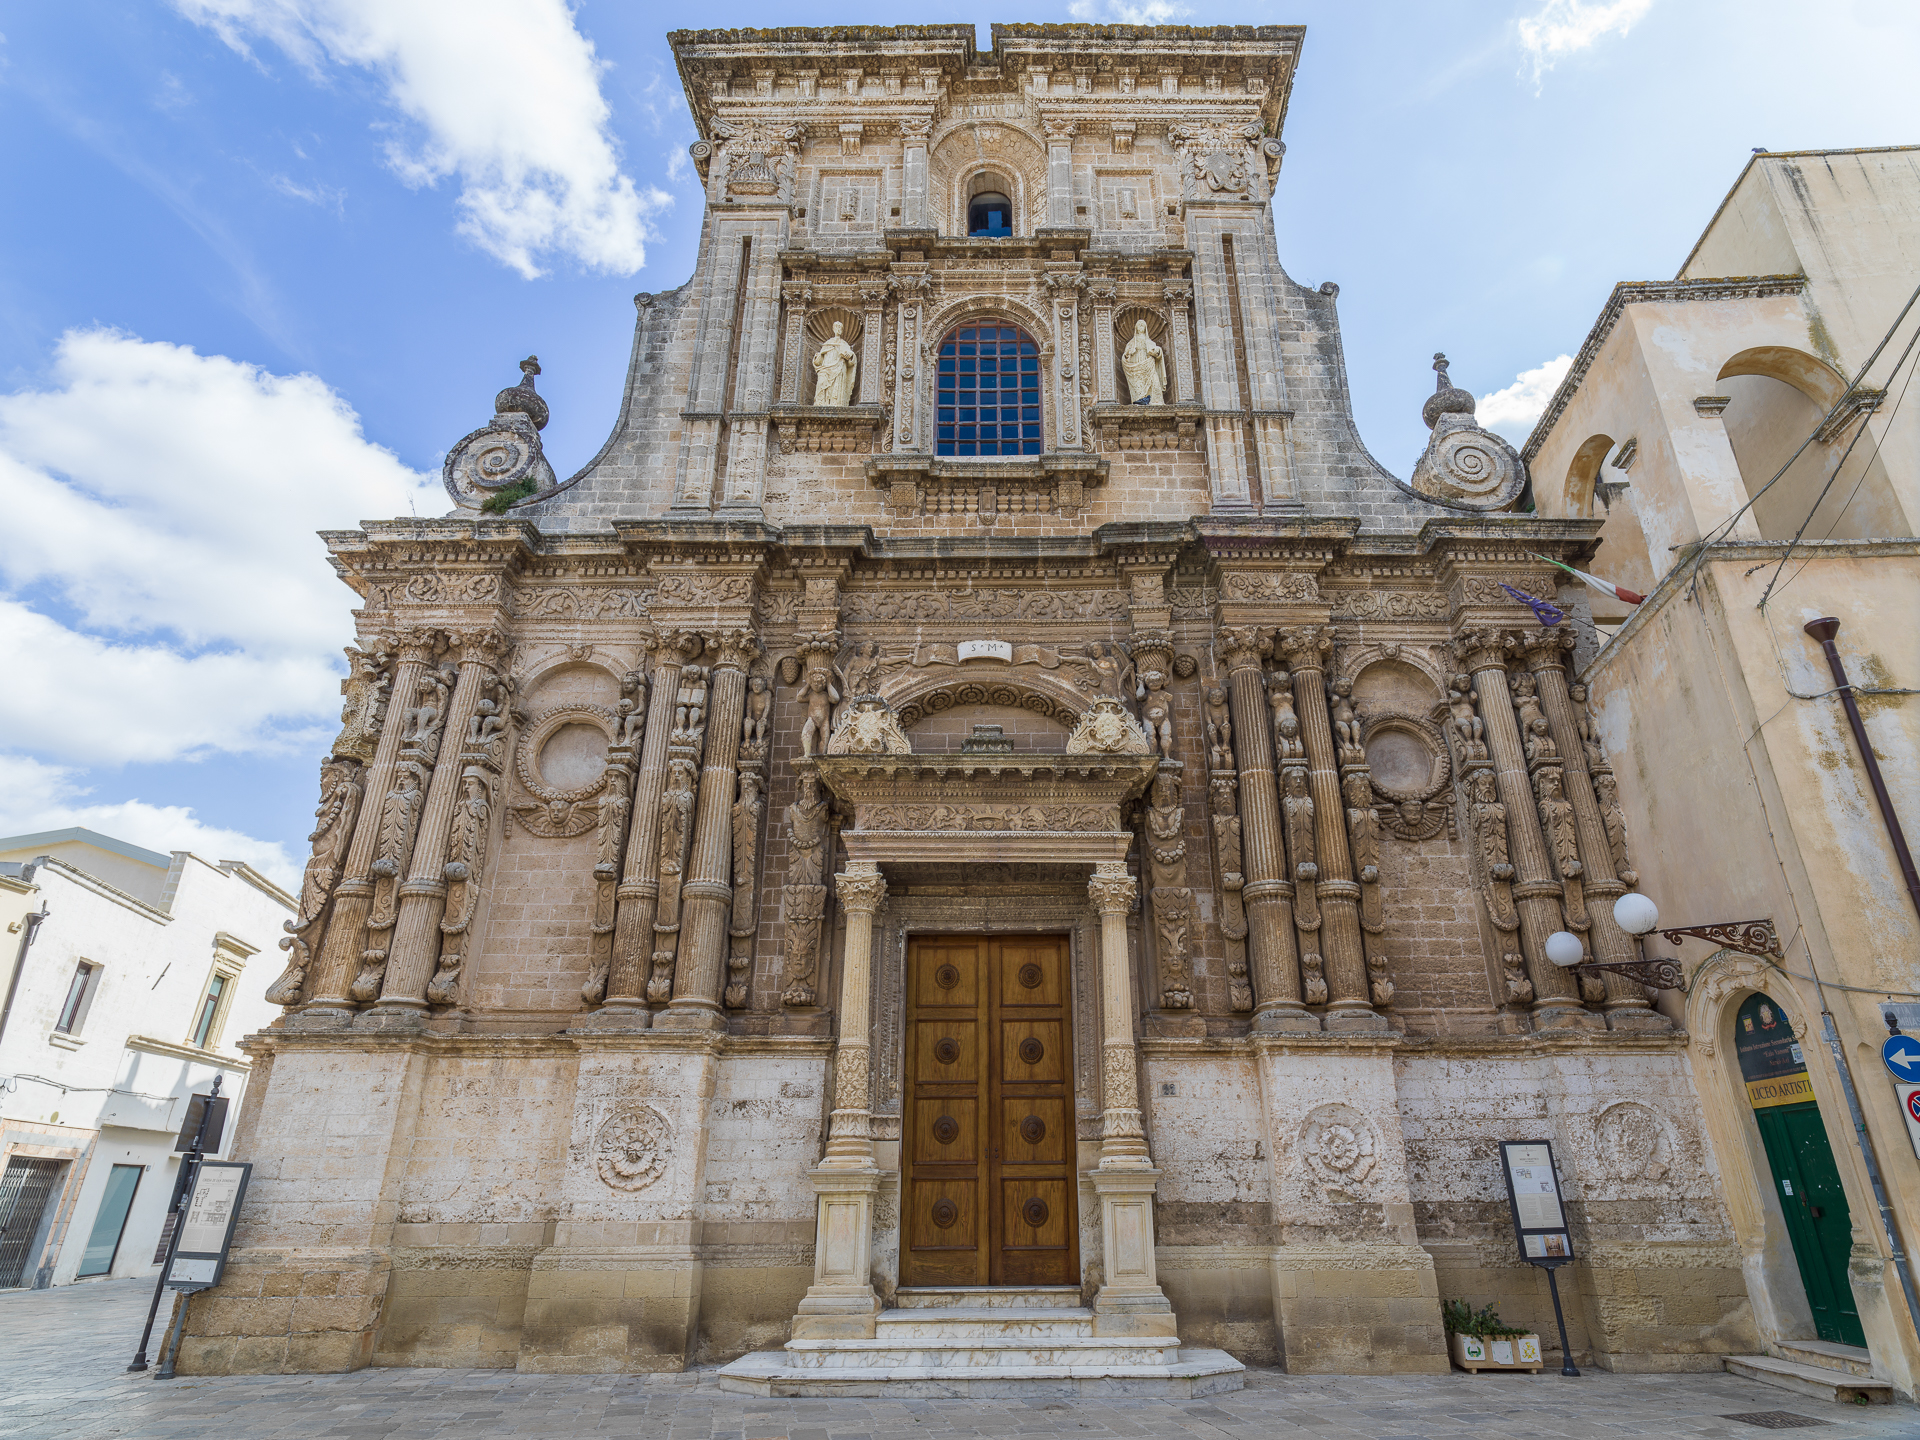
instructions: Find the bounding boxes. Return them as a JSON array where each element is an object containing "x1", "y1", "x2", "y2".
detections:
[{"x1": 1442, "y1": 1300, "x2": 1544, "y2": 1373}]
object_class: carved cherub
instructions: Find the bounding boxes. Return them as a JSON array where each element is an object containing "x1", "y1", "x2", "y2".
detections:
[
  {"x1": 467, "y1": 694, "x2": 507, "y2": 748},
  {"x1": 1447, "y1": 673, "x2": 1485, "y2": 760},
  {"x1": 1330, "y1": 677, "x2": 1364, "y2": 763},
  {"x1": 1269, "y1": 669, "x2": 1305, "y2": 761},
  {"x1": 742, "y1": 674, "x2": 772, "y2": 746},
  {"x1": 797, "y1": 663, "x2": 841, "y2": 758},
  {"x1": 1204, "y1": 685, "x2": 1234, "y2": 771},
  {"x1": 1139, "y1": 668, "x2": 1175, "y2": 758}
]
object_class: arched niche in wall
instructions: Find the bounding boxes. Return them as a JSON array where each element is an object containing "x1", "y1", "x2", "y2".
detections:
[
  {"x1": 1563, "y1": 431, "x2": 1656, "y2": 621},
  {"x1": 1717, "y1": 345, "x2": 1906, "y2": 542},
  {"x1": 1112, "y1": 305, "x2": 1171, "y2": 404},
  {"x1": 928, "y1": 124, "x2": 1047, "y2": 237},
  {"x1": 799, "y1": 306, "x2": 864, "y2": 405}
]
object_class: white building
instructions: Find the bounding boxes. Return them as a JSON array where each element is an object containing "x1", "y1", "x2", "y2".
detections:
[{"x1": 0, "y1": 828, "x2": 291, "y2": 1290}]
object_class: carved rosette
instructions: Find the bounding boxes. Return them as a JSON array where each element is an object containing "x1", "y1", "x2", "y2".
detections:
[{"x1": 594, "y1": 1102, "x2": 674, "y2": 1192}]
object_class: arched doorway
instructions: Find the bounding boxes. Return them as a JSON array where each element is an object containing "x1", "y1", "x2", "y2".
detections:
[{"x1": 1734, "y1": 992, "x2": 1865, "y2": 1346}]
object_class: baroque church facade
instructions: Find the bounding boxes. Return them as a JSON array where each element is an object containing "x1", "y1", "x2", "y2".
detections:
[{"x1": 181, "y1": 25, "x2": 1758, "y2": 1387}]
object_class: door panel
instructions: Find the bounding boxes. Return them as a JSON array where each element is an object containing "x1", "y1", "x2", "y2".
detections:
[
  {"x1": 902, "y1": 934, "x2": 1077, "y2": 1288},
  {"x1": 1756, "y1": 1102, "x2": 1866, "y2": 1347}
]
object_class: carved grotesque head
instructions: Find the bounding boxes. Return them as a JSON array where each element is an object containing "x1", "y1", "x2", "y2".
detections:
[
  {"x1": 1152, "y1": 772, "x2": 1181, "y2": 808},
  {"x1": 1209, "y1": 777, "x2": 1238, "y2": 814},
  {"x1": 1595, "y1": 773, "x2": 1618, "y2": 805},
  {"x1": 1284, "y1": 768, "x2": 1309, "y2": 798},
  {"x1": 739, "y1": 772, "x2": 762, "y2": 803}
]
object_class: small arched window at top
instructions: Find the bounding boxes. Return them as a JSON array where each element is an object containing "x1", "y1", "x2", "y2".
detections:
[{"x1": 968, "y1": 192, "x2": 1012, "y2": 237}]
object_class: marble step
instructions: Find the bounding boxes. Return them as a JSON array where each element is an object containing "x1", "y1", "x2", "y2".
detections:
[
  {"x1": 785, "y1": 1335, "x2": 1179, "y2": 1369},
  {"x1": 715, "y1": 1348, "x2": 1246, "y2": 1398},
  {"x1": 1776, "y1": 1339, "x2": 1875, "y2": 1377},
  {"x1": 1724, "y1": 1354, "x2": 1893, "y2": 1404},
  {"x1": 875, "y1": 1306, "x2": 1095, "y2": 1339},
  {"x1": 894, "y1": 1286, "x2": 1083, "y2": 1310}
]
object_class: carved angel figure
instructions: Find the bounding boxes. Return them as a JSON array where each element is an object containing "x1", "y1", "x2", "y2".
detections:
[
  {"x1": 1447, "y1": 673, "x2": 1486, "y2": 761},
  {"x1": 1083, "y1": 640, "x2": 1133, "y2": 702},
  {"x1": 1121, "y1": 320, "x2": 1166, "y2": 405},
  {"x1": 1468, "y1": 768, "x2": 1514, "y2": 881},
  {"x1": 785, "y1": 772, "x2": 829, "y2": 889},
  {"x1": 1282, "y1": 767, "x2": 1317, "y2": 882},
  {"x1": 812, "y1": 320, "x2": 857, "y2": 407},
  {"x1": 1139, "y1": 668, "x2": 1175, "y2": 758},
  {"x1": 742, "y1": 674, "x2": 772, "y2": 747},
  {"x1": 1594, "y1": 773, "x2": 1637, "y2": 885},
  {"x1": 1204, "y1": 685, "x2": 1234, "y2": 771},
  {"x1": 1269, "y1": 670, "x2": 1306, "y2": 761},
  {"x1": 797, "y1": 663, "x2": 840, "y2": 758}
]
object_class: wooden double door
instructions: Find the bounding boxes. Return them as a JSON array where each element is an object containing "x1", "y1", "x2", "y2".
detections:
[{"x1": 902, "y1": 934, "x2": 1078, "y2": 1287}]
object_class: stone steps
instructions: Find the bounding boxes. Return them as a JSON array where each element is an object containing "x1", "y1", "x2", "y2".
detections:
[
  {"x1": 1777, "y1": 1339, "x2": 1875, "y2": 1377},
  {"x1": 874, "y1": 1306, "x2": 1096, "y2": 1339},
  {"x1": 715, "y1": 1348, "x2": 1246, "y2": 1398},
  {"x1": 1724, "y1": 1353, "x2": 1894, "y2": 1404},
  {"x1": 894, "y1": 1286, "x2": 1083, "y2": 1310},
  {"x1": 788, "y1": 1335, "x2": 1179, "y2": 1369}
]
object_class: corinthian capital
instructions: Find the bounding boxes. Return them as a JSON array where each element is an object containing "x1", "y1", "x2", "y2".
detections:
[
  {"x1": 1451, "y1": 627, "x2": 1520, "y2": 673},
  {"x1": 455, "y1": 626, "x2": 513, "y2": 669},
  {"x1": 710, "y1": 629, "x2": 763, "y2": 671},
  {"x1": 393, "y1": 625, "x2": 447, "y2": 664},
  {"x1": 835, "y1": 865, "x2": 887, "y2": 915},
  {"x1": 1218, "y1": 625, "x2": 1271, "y2": 673},
  {"x1": 1275, "y1": 625, "x2": 1331, "y2": 672},
  {"x1": 1519, "y1": 627, "x2": 1576, "y2": 670},
  {"x1": 1088, "y1": 861, "x2": 1138, "y2": 915}
]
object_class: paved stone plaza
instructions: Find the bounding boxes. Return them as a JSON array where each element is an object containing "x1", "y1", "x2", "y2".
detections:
[{"x1": 3, "y1": 1281, "x2": 1915, "y2": 1440}]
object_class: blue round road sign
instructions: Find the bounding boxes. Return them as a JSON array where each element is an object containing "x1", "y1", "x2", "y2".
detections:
[{"x1": 1882, "y1": 1035, "x2": 1920, "y2": 1083}]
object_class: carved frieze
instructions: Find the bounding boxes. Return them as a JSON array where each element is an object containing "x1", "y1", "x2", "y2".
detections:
[
  {"x1": 839, "y1": 588, "x2": 1126, "y2": 623},
  {"x1": 1326, "y1": 590, "x2": 1446, "y2": 622}
]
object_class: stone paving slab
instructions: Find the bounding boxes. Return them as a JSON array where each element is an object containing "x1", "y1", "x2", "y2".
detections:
[{"x1": 3, "y1": 1280, "x2": 1915, "y2": 1440}]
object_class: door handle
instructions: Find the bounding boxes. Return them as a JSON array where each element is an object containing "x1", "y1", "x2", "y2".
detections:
[{"x1": 1809, "y1": 1205, "x2": 1824, "y2": 1219}]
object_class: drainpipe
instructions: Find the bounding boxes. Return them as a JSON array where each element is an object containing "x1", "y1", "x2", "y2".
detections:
[
  {"x1": 1799, "y1": 617, "x2": 1920, "y2": 1361},
  {"x1": 0, "y1": 861, "x2": 47, "y2": 1049}
]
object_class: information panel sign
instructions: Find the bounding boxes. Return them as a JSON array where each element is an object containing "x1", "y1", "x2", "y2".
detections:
[
  {"x1": 165, "y1": 1160, "x2": 250, "y2": 1290},
  {"x1": 1499, "y1": 1140, "x2": 1575, "y2": 1266}
]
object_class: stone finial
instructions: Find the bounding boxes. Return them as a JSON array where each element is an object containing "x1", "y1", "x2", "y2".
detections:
[
  {"x1": 495, "y1": 355, "x2": 550, "y2": 432},
  {"x1": 1421, "y1": 353, "x2": 1477, "y2": 430}
]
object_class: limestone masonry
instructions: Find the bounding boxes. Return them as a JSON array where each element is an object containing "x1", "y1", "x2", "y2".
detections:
[{"x1": 180, "y1": 24, "x2": 1759, "y2": 1388}]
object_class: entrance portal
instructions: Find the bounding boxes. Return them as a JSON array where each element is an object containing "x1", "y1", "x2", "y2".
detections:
[
  {"x1": 902, "y1": 934, "x2": 1078, "y2": 1287},
  {"x1": 1735, "y1": 992, "x2": 1865, "y2": 1347}
]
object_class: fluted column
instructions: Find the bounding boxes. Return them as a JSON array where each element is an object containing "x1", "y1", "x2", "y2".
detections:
[
  {"x1": 599, "y1": 634, "x2": 699, "y2": 1023},
  {"x1": 302, "y1": 630, "x2": 438, "y2": 1021},
  {"x1": 367, "y1": 631, "x2": 505, "y2": 1023},
  {"x1": 822, "y1": 864, "x2": 887, "y2": 1166},
  {"x1": 1089, "y1": 863, "x2": 1148, "y2": 1166},
  {"x1": 1454, "y1": 629, "x2": 1590, "y2": 1027},
  {"x1": 1524, "y1": 631, "x2": 1668, "y2": 1030},
  {"x1": 661, "y1": 630, "x2": 759, "y2": 1031},
  {"x1": 1278, "y1": 626, "x2": 1381, "y2": 1030},
  {"x1": 1220, "y1": 627, "x2": 1314, "y2": 1032}
]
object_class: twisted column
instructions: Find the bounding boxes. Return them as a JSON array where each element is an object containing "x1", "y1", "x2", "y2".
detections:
[
  {"x1": 368, "y1": 631, "x2": 506, "y2": 1021},
  {"x1": 601, "y1": 634, "x2": 699, "y2": 1021},
  {"x1": 1524, "y1": 631, "x2": 1668, "y2": 1030},
  {"x1": 303, "y1": 630, "x2": 439, "y2": 1021},
  {"x1": 1220, "y1": 627, "x2": 1314, "y2": 1032},
  {"x1": 1453, "y1": 629, "x2": 1589, "y2": 1027},
  {"x1": 661, "y1": 631, "x2": 759, "y2": 1031},
  {"x1": 822, "y1": 864, "x2": 887, "y2": 1166},
  {"x1": 1278, "y1": 626, "x2": 1380, "y2": 1029}
]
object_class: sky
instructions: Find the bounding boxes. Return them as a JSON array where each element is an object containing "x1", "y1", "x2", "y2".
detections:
[{"x1": 1, "y1": 0, "x2": 1916, "y2": 888}]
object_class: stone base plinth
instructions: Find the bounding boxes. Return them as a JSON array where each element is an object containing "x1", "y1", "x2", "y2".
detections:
[
  {"x1": 517, "y1": 1245, "x2": 704, "y2": 1373},
  {"x1": 1269, "y1": 1243, "x2": 1449, "y2": 1374}
]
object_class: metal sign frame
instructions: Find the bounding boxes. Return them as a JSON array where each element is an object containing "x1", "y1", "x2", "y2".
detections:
[
  {"x1": 1499, "y1": 1139, "x2": 1576, "y2": 1267},
  {"x1": 163, "y1": 1159, "x2": 250, "y2": 1291}
]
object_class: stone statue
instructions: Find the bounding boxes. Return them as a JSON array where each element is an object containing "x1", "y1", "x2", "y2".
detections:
[
  {"x1": 1331, "y1": 677, "x2": 1364, "y2": 765},
  {"x1": 1534, "y1": 768, "x2": 1581, "y2": 879},
  {"x1": 676, "y1": 666, "x2": 710, "y2": 739},
  {"x1": 1569, "y1": 682, "x2": 1606, "y2": 770},
  {"x1": 1468, "y1": 768, "x2": 1513, "y2": 882},
  {"x1": 1282, "y1": 767, "x2": 1317, "y2": 884},
  {"x1": 594, "y1": 771, "x2": 632, "y2": 879},
  {"x1": 1204, "y1": 685, "x2": 1233, "y2": 771},
  {"x1": 1512, "y1": 672, "x2": 1558, "y2": 764},
  {"x1": 1343, "y1": 770, "x2": 1380, "y2": 886},
  {"x1": 1121, "y1": 319, "x2": 1166, "y2": 405},
  {"x1": 1140, "y1": 669, "x2": 1175, "y2": 759},
  {"x1": 742, "y1": 675, "x2": 772, "y2": 747},
  {"x1": 843, "y1": 640, "x2": 883, "y2": 698},
  {"x1": 797, "y1": 663, "x2": 840, "y2": 758},
  {"x1": 1594, "y1": 773, "x2": 1637, "y2": 885},
  {"x1": 785, "y1": 772, "x2": 829, "y2": 889},
  {"x1": 1270, "y1": 670, "x2": 1305, "y2": 761},
  {"x1": 812, "y1": 320, "x2": 857, "y2": 407},
  {"x1": 1083, "y1": 640, "x2": 1133, "y2": 702},
  {"x1": 1447, "y1": 673, "x2": 1486, "y2": 762}
]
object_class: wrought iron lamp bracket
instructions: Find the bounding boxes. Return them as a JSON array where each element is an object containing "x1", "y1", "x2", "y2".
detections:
[
  {"x1": 1573, "y1": 957, "x2": 1687, "y2": 992},
  {"x1": 1656, "y1": 919, "x2": 1778, "y2": 956}
]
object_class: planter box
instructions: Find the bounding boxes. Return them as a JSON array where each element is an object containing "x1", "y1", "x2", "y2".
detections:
[{"x1": 1450, "y1": 1331, "x2": 1543, "y2": 1373}]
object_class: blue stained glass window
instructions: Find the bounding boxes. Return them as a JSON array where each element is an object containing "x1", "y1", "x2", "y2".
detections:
[{"x1": 935, "y1": 325, "x2": 1042, "y2": 456}]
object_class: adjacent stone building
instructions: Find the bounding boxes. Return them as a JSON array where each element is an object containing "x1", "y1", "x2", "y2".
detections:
[{"x1": 180, "y1": 24, "x2": 1760, "y2": 1389}]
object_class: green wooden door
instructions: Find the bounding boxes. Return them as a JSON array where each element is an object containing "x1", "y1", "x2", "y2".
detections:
[{"x1": 1754, "y1": 1102, "x2": 1866, "y2": 1347}]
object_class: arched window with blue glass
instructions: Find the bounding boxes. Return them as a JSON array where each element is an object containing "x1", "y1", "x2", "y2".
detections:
[{"x1": 936, "y1": 324, "x2": 1042, "y2": 456}]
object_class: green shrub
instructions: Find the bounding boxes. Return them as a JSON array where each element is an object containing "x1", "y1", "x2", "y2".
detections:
[
  {"x1": 1441, "y1": 1299, "x2": 1528, "y2": 1338},
  {"x1": 480, "y1": 478, "x2": 538, "y2": 514}
]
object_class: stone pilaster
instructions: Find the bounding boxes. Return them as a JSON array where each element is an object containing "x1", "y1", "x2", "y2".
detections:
[
  {"x1": 1042, "y1": 115, "x2": 1074, "y2": 227},
  {"x1": 1278, "y1": 626, "x2": 1383, "y2": 1030},
  {"x1": 779, "y1": 281, "x2": 811, "y2": 404},
  {"x1": 823, "y1": 864, "x2": 886, "y2": 1162},
  {"x1": 1089, "y1": 863, "x2": 1147, "y2": 1164},
  {"x1": 660, "y1": 630, "x2": 760, "y2": 1031},
  {"x1": 1452, "y1": 629, "x2": 1595, "y2": 1029},
  {"x1": 1090, "y1": 276, "x2": 1118, "y2": 405},
  {"x1": 1164, "y1": 278, "x2": 1196, "y2": 404},
  {"x1": 856, "y1": 277, "x2": 887, "y2": 406},
  {"x1": 900, "y1": 113, "x2": 932, "y2": 228},
  {"x1": 366, "y1": 629, "x2": 508, "y2": 1025},
  {"x1": 1220, "y1": 627, "x2": 1314, "y2": 1031}
]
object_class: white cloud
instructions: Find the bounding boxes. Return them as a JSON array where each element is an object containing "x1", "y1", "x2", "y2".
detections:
[
  {"x1": 1516, "y1": 0, "x2": 1654, "y2": 86},
  {"x1": 172, "y1": 0, "x2": 670, "y2": 278},
  {"x1": 269, "y1": 172, "x2": 346, "y2": 212},
  {"x1": 0, "y1": 754, "x2": 298, "y2": 889},
  {"x1": 1068, "y1": 0, "x2": 1193, "y2": 22},
  {"x1": 0, "y1": 328, "x2": 436, "y2": 765},
  {"x1": 1478, "y1": 353, "x2": 1574, "y2": 441}
]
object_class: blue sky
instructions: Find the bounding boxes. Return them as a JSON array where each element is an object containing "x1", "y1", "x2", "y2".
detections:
[{"x1": 1, "y1": 0, "x2": 1916, "y2": 885}]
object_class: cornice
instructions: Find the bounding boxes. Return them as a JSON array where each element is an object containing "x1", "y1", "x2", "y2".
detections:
[{"x1": 1521, "y1": 274, "x2": 1809, "y2": 464}]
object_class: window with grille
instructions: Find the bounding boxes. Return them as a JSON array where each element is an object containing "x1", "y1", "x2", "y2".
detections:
[{"x1": 936, "y1": 325, "x2": 1042, "y2": 456}]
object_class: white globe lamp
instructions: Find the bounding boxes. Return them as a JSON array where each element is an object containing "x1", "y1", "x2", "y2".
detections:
[
  {"x1": 1545, "y1": 931, "x2": 1585, "y2": 967},
  {"x1": 1613, "y1": 892, "x2": 1660, "y2": 936}
]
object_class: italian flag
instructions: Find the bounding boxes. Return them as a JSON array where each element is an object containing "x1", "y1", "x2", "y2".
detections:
[{"x1": 1533, "y1": 554, "x2": 1644, "y2": 606}]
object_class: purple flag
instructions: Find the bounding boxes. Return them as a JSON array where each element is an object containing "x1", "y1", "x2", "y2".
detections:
[{"x1": 1500, "y1": 582, "x2": 1565, "y2": 627}]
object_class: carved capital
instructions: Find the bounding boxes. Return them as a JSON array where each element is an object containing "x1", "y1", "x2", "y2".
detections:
[
  {"x1": 709, "y1": 628, "x2": 763, "y2": 671},
  {"x1": 835, "y1": 866, "x2": 888, "y2": 915},
  {"x1": 1451, "y1": 627, "x2": 1520, "y2": 673},
  {"x1": 1041, "y1": 117, "x2": 1076, "y2": 142},
  {"x1": 1519, "y1": 627, "x2": 1576, "y2": 670},
  {"x1": 1163, "y1": 281, "x2": 1193, "y2": 305},
  {"x1": 1218, "y1": 625, "x2": 1271, "y2": 673},
  {"x1": 1275, "y1": 624, "x2": 1331, "y2": 672},
  {"x1": 1088, "y1": 862, "x2": 1138, "y2": 915},
  {"x1": 781, "y1": 282, "x2": 814, "y2": 306},
  {"x1": 393, "y1": 625, "x2": 446, "y2": 664},
  {"x1": 898, "y1": 113, "x2": 934, "y2": 142},
  {"x1": 455, "y1": 626, "x2": 512, "y2": 669}
]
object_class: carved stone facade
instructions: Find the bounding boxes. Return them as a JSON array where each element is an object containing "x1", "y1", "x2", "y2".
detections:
[{"x1": 186, "y1": 23, "x2": 1754, "y2": 1388}]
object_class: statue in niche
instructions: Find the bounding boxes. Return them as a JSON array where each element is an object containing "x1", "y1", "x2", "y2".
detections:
[
  {"x1": 675, "y1": 666, "x2": 710, "y2": 740},
  {"x1": 1140, "y1": 668, "x2": 1175, "y2": 758},
  {"x1": 1204, "y1": 685, "x2": 1233, "y2": 771},
  {"x1": 1330, "y1": 678, "x2": 1364, "y2": 765},
  {"x1": 785, "y1": 772, "x2": 829, "y2": 889},
  {"x1": 400, "y1": 665, "x2": 455, "y2": 750},
  {"x1": 812, "y1": 320, "x2": 858, "y2": 407},
  {"x1": 614, "y1": 672, "x2": 647, "y2": 747},
  {"x1": 1121, "y1": 319, "x2": 1166, "y2": 405},
  {"x1": 1270, "y1": 670, "x2": 1306, "y2": 761}
]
